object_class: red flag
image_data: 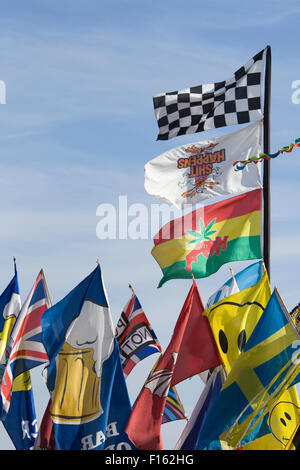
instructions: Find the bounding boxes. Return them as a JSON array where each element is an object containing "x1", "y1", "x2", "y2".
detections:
[
  {"x1": 125, "y1": 280, "x2": 221, "y2": 450},
  {"x1": 34, "y1": 399, "x2": 56, "y2": 450}
]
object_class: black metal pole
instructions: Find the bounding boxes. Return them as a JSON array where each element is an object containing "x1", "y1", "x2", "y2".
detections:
[{"x1": 263, "y1": 45, "x2": 271, "y2": 279}]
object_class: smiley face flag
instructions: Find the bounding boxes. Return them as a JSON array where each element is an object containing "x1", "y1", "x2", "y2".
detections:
[
  {"x1": 204, "y1": 265, "x2": 300, "y2": 450},
  {"x1": 240, "y1": 386, "x2": 300, "y2": 450},
  {"x1": 203, "y1": 267, "x2": 271, "y2": 373}
]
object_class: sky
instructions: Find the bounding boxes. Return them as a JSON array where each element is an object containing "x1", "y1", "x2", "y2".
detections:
[{"x1": 0, "y1": 0, "x2": 300, "y2": 450}]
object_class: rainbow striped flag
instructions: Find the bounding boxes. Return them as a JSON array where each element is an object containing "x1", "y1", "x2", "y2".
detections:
[
  {"x1": 151, "y1": 189, "x2": 262, "y2": 287},
  {"x1": 162, "y1": 386, "x2": 187, "y2": 424}
]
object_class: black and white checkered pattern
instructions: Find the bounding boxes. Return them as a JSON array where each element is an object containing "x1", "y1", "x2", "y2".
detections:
[{"x1": 153, "y1": 48, "x2": 266, "y2": 140}]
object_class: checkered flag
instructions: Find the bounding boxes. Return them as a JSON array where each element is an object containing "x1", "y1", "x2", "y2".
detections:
[{"x1": 153, "y1": 48, "x2": 266, "y2": 140}]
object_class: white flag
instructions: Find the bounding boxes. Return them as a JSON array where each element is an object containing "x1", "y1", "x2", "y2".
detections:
[{"x1": 144, "y1": 120, "x2": 262, "y2": 209}]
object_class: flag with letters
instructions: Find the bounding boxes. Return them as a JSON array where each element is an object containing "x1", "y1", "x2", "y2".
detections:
[
  {"x1": 41, "y1": 265, "x2": 134, "y2": 450},
  {"x1": 153, "y1": 47, "x2": 266, "y2": 140},
  {"x1": 0, "y1": 269, "x2": 51, "y2": 417},
  {"x1": 145, "y1": 121, "x2": 262, "y2": 208},
  {"x1": 161, "y1": 386, "x2": 186, "y2": 424},
  {"x1": 116, "y1": 286, "x2": 161, "y2": 378},
  {"x1": 0, "y1": 263, "x2": 38, "y2": 449}
]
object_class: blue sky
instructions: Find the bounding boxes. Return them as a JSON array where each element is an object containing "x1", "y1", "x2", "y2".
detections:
[{"x1": 0, "y1": 0, "x2": 300, "y2": 450}]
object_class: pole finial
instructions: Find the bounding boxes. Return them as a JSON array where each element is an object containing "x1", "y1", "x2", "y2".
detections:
[
  {"x1": 129, "y1": 284, "x2": 135, "y2": 294},
  {"x1": 229, "y1": 266, "x2": 235, "y2": 280}
]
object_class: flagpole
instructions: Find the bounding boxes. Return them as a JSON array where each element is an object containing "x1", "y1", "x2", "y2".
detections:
[
  {"x1": 129, "y1": 284, "x2": 135, "y2": 295},
  {"x1": 263, "y1": 45, "x2": 272, "y2": 279},
  {"x1": 41, "y1": 268, "x2": 53, "y2": 307}
]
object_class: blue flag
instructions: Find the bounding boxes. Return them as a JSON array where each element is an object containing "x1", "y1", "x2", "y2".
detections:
[
  {"x1": 41, "y1": 265, "x2": 135, "y2": 450},
  {"x1": 2, "y1": 371, "x2": 38, "y2": 449},
  {"x1": 196, "y1": 289, "x2": 300, "y2": 450},
  {"x1": 0, "y1": 262, "x2": 21, "y2": 369},
  {"x1": 0, "y1": 263, "x2": 38, "y2": 449}
]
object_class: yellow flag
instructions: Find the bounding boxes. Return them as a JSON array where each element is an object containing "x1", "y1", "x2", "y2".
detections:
[
  {"x1": 203, "y1": 271, "x2": 300, "y2": 450},
  {"x1": 204, "y1": 269, "x2": 271, "y2": 373}
]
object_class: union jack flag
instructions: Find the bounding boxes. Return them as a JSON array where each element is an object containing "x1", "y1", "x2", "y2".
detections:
[
  {"x1": 0, "y1": 269, "x2": 51, "y2": 416},
  {"x1": 116, "y1": 286, "x2": 161, "y2": 378}
]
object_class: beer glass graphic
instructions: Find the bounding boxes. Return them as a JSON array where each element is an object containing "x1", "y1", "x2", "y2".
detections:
[{"x1": 50, "y1": 301, "x2": 114, "y2": 425}]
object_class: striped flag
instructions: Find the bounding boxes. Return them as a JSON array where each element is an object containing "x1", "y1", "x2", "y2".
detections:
[
  {"x1": 116, "y1": 286, "x2": 161, "y2": 378},
  {"x1": 151, "y1": 188, "x2": 262, "y2": 287},
  {"x1": 0, "y1": 270, "x2": 51, "y2": 416}
]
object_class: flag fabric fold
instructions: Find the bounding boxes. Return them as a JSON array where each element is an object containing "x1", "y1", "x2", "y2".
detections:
[
  {"x1": 196, "y1": 289, "x2": 300, "y2": 450},
  {"x1": 175, "y1": 367, "x2": 226, "y2": 450},
  {"x1": 33, "y1": 398, "x2": 56, "y2": 450},
  {"x1": 0, "y1": 269, "x2": 51, "y2": 418},
  {"x1": 151, "y1": 188, "x2": 262, "y2": 287},
  {"x1": 145, "y1": 121, "x2": 262, "y2": 208},
  {"x1": 125, "y1": 280, "x2": 221, "y2": 449},
  {"x1": 2, "y1": 371, "x2": 38, "y2": 449},
  {"x1": 153, "y1": 48, "x2": 266, "y2": 140},
  {"x1": 41, "y1": 265, "x2": 134, "y2": 450}
]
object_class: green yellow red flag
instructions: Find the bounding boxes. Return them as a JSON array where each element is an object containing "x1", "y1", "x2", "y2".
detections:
[{"x1": 151, "y1": 188, "x2": 262, "y2": 287}]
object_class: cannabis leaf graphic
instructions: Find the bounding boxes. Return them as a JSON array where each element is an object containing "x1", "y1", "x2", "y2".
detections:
[{"x1": 186, "y1": 218, "x2": 217, "y2": 244}]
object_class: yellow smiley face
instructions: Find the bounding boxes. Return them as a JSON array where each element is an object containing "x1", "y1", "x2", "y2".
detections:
[
  {"x1": 204, "y1": 271, "x2": 271, "y2": 373},
  {"x1": 268, "y1": 400, "x2": 300, "y2": 445}
]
